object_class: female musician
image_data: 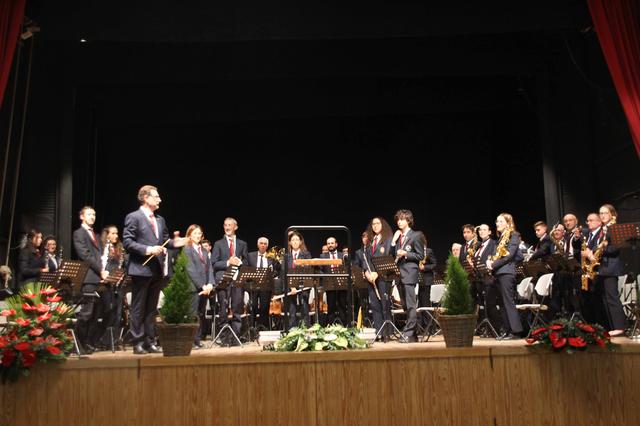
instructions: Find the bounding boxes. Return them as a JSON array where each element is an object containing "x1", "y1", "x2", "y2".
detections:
[
  {"x1": 591, "y1": 204, "x2": 625, "y2": 336},
  {"x1": 18, "y1": 229, "x2": 46, "y2": 287},
  {"x1": 285, "y1": 230, "x2": 312, "y2": 330},
  {"x1": 183, "y1": 224, "x2": 215, "y2": 348},
  {"x1": 364, "y1": 217, "x2": 394, "y2": 340},
  {"x1": 98, "y1": 225, "x2": 127, "y2": 348},
  {"x1": 486, "y1": 213, "x2": 523, "y2": 340},
  {"x1": 42, "y1": 236, "x2": 61, "y2": 272}
]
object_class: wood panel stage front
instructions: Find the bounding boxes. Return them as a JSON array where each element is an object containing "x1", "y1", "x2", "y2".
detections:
[{"x1": 1, "y1": 337, "x2": 638, "y2": 426}]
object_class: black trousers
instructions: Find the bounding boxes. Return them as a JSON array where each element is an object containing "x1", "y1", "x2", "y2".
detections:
[
  {"x1": 75, "y1": 283, "x2": 104, "y2": 346},
  {"x1": 369, "y1": 280, "x2": 392, "y2": 336},
  {"x1": 595, "y1": 275, "x2": 626, "y2": 331},
  {"x1": 191, "y1": 291, "x2": 209, "y2": 343},
  {"x1": 326, "y1": 290, "x2": 348, "y2": 325},
  {"x1": 250, "y1": 290, "x2": 272, "y2": 329},
  {"x1": 286, "y1": 290, "x2": 310, "y2": 330},
  {"x1": 495, "y1": 274, "x2": 523, "y2": 334},
  {"x1": 130, "y1": 274, "x2": 165, "y2": 346},
  {"x1": 398, "y1": 282, "x2": 418, "y2": 337},
  {"x1": 216, "y1": 284, "x2": 244, "y2": 336}
]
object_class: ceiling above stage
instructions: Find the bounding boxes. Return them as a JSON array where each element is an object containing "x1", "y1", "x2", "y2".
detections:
[{"x1": 28, "y1": 1, "x2": 591, "y2": 43}]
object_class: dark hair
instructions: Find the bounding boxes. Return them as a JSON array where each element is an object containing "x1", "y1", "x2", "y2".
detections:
[
  {"x1": 365, "y1": 217, "x2": 393, "y2": 244},
  {"x1": 461, "y1": 224, "x2": 475, "y2": 233},
  {"x1": 394, "y1": 209, "x2": 414, "y2": 228}
]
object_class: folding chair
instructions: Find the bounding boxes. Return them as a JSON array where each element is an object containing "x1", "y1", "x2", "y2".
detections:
[{"x1": 417, "y1": 284, "x2": 445, "y2": 342}]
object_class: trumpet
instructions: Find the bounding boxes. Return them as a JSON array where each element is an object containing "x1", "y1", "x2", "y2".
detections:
[{"x1": 265, "y1": 246, "x2": 285, "y2": 263}]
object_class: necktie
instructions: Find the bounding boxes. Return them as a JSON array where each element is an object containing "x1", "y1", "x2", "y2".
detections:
[
  {"x1": 259, "y1": 255, "x2": 264, "y2": 268},
  {"x1": 88, "y1": 228, "x2": 98, "y2": 248},
  {"x1": 229, "y1": 238, "x2": 234, "y2": 257},
  {"x1": 292, "y1": 252, "x2": 297, "y2": 269},
  {"x1": 371, "y1": 237, "x2": 377, "y2": 255},
  {"x1": 399, "y1": 234, "x2": 404, "y2": 248},
  {"x1": 149, "y1": 214, "x2": 157, "y2": 236},
  {"x1": 197, "y1": 245, "x2": 204, "y2": 262},
  {"x1": 331, "y1": 252, "x2": 336, "y2": 270}
]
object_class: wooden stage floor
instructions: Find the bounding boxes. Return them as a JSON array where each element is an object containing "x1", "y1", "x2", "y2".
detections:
[{"x1": 2, "y1": 336, "x2": 638, "y2": 426}]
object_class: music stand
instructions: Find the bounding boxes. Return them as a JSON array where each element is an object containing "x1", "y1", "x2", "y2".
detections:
[
  {"x1": 370, "y1": 256, "x2": 400, "y2": 282},
  {"x1": 236, "y1": 266, "x2": 272, "y2": 342},
  {"x1": 609, "y1": 223, "x2": 640, "y2": 248},
  {"x1": 523, "y1": 260, "x2": 548, "y2": 281},
  {"x1": 369, "y1": 256, "x2": 406, "y2": 343},
  {"x1": 56, "y1": 260, "x2": 90, "y2": 299},
  {"x1": 211, "y1": 265, "x2": 243, "y2": 348}
]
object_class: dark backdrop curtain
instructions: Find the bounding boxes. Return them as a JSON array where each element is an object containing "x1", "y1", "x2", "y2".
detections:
[
  {"x1": 0, "y1": 0, "x2": 25, "y2": 107},
  {"x1": 588, "y1": 0, "x2": 640, "y2": 158}
]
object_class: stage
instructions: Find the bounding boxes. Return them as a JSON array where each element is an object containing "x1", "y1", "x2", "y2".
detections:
[{"x1": 1, "y1": 336, "x2": 638, "y2": 426}]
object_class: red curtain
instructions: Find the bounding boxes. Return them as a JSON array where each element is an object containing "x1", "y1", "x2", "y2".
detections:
[
  {"x1": 0, "y1": 0, "x2": 26, "y2": 107},
  {"x1": 588, "y1": 0, "x2": 640, "y2": 158}
]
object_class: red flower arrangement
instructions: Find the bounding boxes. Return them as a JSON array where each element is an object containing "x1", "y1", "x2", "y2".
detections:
[
  {"x1": 0, "y1": 283, "x2": 74, "y2": 383},
  {"x1": 526, "y1": 317, "x2": 616, "y2": 353}
]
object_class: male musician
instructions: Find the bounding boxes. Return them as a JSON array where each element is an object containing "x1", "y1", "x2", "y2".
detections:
[
  {"x1": 246, "y1": 237, "x2": 280, "y2": 330},
  {"x1": 451, "y1": 243, "x2": 462, "y2": 258},
  {"x1": 42, "y1": 236, "x2": 61, "y2": 273},
  {"x1": 459, "y1": 224, "x2": 476, "y2": 267},
  {"x1": 391, "y1": 209, "x2": 424, "y2": 342},
  {"x1": 529, "y1": 221, "x2": 552, "y2": 261},
  {"x1": 321, "y1": 237, "x2": 348, "y2": 325},
  {"x1": 72, "y1": 206, "x2": 109, "y2": 354},
  {"x1": 211, "y1": 217, "x2": 248, "y2": 344},
  {"x1": 417, "y1": 233, "x2": 436, "y2": 309},
  {"x1": 201, "y1": 240, "x2": 212, "y2": 260},
  {"x1": 563, "y1": 214, "x2": 582, "y2": 259},
  {"x1": 123, "y1": 185, "x2": 185, "y2": 355}
]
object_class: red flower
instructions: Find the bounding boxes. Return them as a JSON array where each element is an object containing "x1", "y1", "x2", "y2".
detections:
[
  {"x1": 531, "y1": 327, "x2": 547, "y2": 337},
  {"x1": 36, "y1": 303, "x2": 50, "y2": 314},
  {"x1": 525, "y1": 338, "x2": 536, "y2": 344},
  {"x1": 1, "y1": 308, "x2": 16, "y2": 317},
  {"x1": 552, "y1": 337, "x2": 567, "y2": 349},
  {"x1": 1, "y1": 349, "x2": 16, "y2": 367},
  {"x1": 549, "y1": 332, "x2": 559, "y2": 342},
  {"x1": 0, "y1": 336, "x2": 9, "y2": 349},
  {"x1": 45, "y1": 346, "x2": 61, "y2": 355},
  {"x1": 603, "y1": 331, "x2": 610, "y2": 338},
  {"x1": 22, "y1": 303, "x2": 37, "y2": 312},
  {"x1": 46, "y1": 296, "x2": 62, "y2": 302},
  {"x1": 22, "y1": 292, "x2": 37, "y2": 299},
  {"x1": 578, "y1": 324, "x2": 595, "y2": 333},
  {"x1": 595, "y1": 337, "x2": 606, "y2": 348},
  {"x1": 45, "y1": 336, "x2": 62, "y2": 346},
  {"x1": 16, "y1": 317, "x2": 31, "y2": 327},
  {"x1": 37, "y1": 313, "x2": 52, "y2": 322},
  {"x1": 55, "y1": 305, "x2": 69, "y2": 314},
  {"x1": 14, "y1": 341, "x2": 31, "y2": 351},
  {"x1": 568, "y1": 337, "x2": 587, "y2": 348},
  {"x1": 21, "y1": 350, "x2": 36, "y2": 367},
  {"x1": 40, "y1": 287, "x2": 57, "y2": 295},
  {"x1": 549, "y1": 324, "x2": 563, "y2": 331},
  {"x1": 28, "y1": 328, "x2": 44, "y2": 336},
  {"x1": 48, "y1": 322, "x2": 64, "y2": 329},
  {"x1": 32, "y1": 337, "x2": 45, "y2": 345}
]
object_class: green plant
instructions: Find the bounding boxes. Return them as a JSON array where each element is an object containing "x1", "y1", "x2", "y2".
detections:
[
  {"x1": 0, "y1": 283, "x2": 75, "y2": 383},
  {"x1": 265, "y1": 324, "x2": 368, "y2": 352},
  {"x1": 159, "y1": 251, "x2": 196, "y2": 324},
  {"x1": 441, "y1": 254, "x2": 474, "y2": 315},
  {"x1": 526, "y1": 318, "x2": 616, "y2": 353}
]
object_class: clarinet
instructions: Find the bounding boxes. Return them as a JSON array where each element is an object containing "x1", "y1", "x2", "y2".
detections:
[{"x1": 362, "y1": 243, "x2": 381, "y2": 301}]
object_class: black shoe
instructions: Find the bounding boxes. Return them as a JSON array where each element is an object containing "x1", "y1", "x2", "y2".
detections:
[
  {"x1": 402, "y1": 334, "x2": 417, "y2": 343},
  {"x1": 499, "y1": 333, "x2": 516, "y2": 341},
  {"x1": 194, "y1": 341, "x2": 204, "y2": 348},
  {"x1": 133, "y1": 343, "x2": 148, "y2": 355},
  {"x1": 146, "y1": 344, "x2": 162, "y2": 353},
  {"x1": 82, "y1": 344, "x2": 95, "y2": 355}
]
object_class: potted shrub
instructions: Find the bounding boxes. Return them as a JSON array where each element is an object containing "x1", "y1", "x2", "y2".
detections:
[
  {"x1": 156, "y1": 251, "x2": 199, "y2": 356},
  {"x1": 438, "y1": 254, "x2": 477, "y2": 348}
]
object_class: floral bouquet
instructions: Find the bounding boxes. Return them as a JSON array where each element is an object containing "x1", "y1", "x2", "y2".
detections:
[
  {"x1": 526, "y1": 317, "x2": 616, "y2": 353},
  {"x1": 265, "y1": 323, "x2": 368, "y2": 352},
  {"x1": 0, "y1": 283, "x2": 75, "y2": 383}
]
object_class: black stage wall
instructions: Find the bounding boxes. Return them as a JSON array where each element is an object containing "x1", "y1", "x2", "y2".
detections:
[{"x1": 1, "y1": 2, "x2": 638, "y2": 273}]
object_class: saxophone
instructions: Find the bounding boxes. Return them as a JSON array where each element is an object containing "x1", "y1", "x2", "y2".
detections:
[
  {"x1": 489, "y1": 226, "x2": 512, "y2": 261},
  {"x1": 581, "y1": 217, "x2": 616, "y2": 290},
  {"x1": 465, "y1": 226, "x2": 480, "y2": 267}
]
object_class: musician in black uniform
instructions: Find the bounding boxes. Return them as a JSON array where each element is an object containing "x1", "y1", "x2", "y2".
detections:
[
  {"x1": 391, "y1": 210, "x2": 425, "y2": 342},
  {"x1": 528, "y1": 221, "x2": 553, "y2": 261},
  {"x1": 73, "y1": 206, "x2": 109, "y2": 354},
  {"x1": 18, "y1": 229, "x2": 45, "y2": 287},
  {"x1": 42, "y1": 236, "x2": 61, "y2": 273},
  {"x1": 486, "y1": 213, "x2": 523, "y2": 340},
  {"x1": 471, "y1": 224, "x2": 500, "y2": 332},
  {"x1": 285, "y1": 230, "x2": 312, "y2": 330},
  {"x1": 246, "y1": 237, "x2": 280, "y2": 330},
  {"x1": 97, "y1": 225, "x2": 127, "y2": 348},
  {"x1": 321, "y1": 236, "x2": 348, "y2": 325}
]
